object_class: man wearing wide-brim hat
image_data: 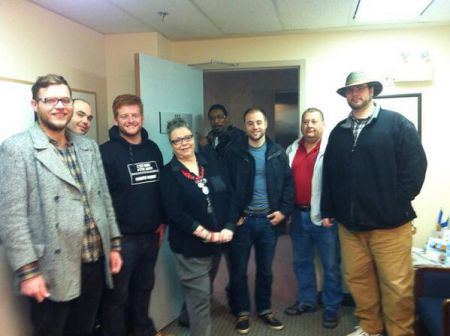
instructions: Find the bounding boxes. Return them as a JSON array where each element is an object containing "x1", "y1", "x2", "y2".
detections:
[{"x1": 321, "y1": 71, "x2": 427, "y2": 336}]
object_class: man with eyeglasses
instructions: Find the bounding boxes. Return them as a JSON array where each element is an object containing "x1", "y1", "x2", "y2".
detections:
[
  {"x1": 0, "y1": 74, "x2": 122, "y2": 336},
  {"x1": 68, "y1": 98, "x2": 93, "y2": 135},
  {"x1": 322, "y1": 71, "x2": 427, "y2": 336},
  {"x1": 198, "y1": 104, "x2": 245, "y2": 159},
  {"x1": 99, "y1": 94, "x2": 171, "y2": 336}
]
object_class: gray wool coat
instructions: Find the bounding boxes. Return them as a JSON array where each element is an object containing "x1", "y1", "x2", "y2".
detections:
[{"x1": 0, "y1": 123, "x2": 121, "y2": 302}]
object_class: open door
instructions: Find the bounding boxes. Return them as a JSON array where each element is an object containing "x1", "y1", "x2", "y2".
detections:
[{"x1": 135, "y1": 53, "x2": 204, "y2": 329}]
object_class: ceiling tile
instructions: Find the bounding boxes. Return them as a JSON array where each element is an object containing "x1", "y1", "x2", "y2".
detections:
[
  {"x1": 30, "y1": 0, "x2": 152, "y2": 33},
  {"x1": 193, "y1": 0, "x2": 283, "y2": 34}
]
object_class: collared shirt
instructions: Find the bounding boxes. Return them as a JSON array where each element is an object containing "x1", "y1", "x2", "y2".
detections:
[
  {"x1": 341, "y1": 103, "x2": 380, "y2": 147},
  {"x1": 291, "y1": 138, "x2": 321, "y2": 206},
  {"x1": 52, "y1": 140, "x2": 104, "y2": 263}
]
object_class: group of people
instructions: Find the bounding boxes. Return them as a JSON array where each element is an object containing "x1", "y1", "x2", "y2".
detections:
[{"x1": 0, "y1": 70, "x2": 427, "y2": 336}]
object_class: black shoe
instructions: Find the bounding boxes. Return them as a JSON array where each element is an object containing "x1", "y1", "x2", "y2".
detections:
[
  {"x1": 235, "y1": 315, "x2": 250, "y2": 334},
  {"x1": 322, "y1": 309, "x2": 338, "y2": 329},
  {"x1": 259, "y1": 313, "x2": 284, "y2": 330},
  {"x1": 284, "y1": 302, "x2": 317, "y2": 316}
]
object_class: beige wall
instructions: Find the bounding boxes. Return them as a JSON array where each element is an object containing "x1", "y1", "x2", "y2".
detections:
[
  {"x1": 0, "y1": 0, "x2": 108, "y2": 142},
  {"x1": 171, "y1": 26, "x2": 450, "y2": 247},
  {"x1": 104, "y1": 32, "x2": 171, "y2": 135},
  {"x1": 0, "y1": 1, "x2": 109, "y2": 334}
]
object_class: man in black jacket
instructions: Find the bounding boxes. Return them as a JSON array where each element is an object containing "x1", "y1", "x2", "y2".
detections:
[
  {"x1": 99, "y1": 94, "x2": 171, "y2": 336},
  {"x1": 198, "y1": 104, "x2": 245, "y2": 158},
  {"x1": 322, "y1": 72, "x2": 427, "y2": 336},
  {"x1": 225, "y1": 107, "x2": 294, "y2": 334}
]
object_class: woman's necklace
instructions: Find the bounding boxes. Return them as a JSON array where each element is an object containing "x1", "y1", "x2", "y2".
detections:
[
  {"x1": 180, "y1": 165, "x2": 209, "y2": 195},
  {"x1": 180, "y1": 165, "x2": 213, "y2": 213}
]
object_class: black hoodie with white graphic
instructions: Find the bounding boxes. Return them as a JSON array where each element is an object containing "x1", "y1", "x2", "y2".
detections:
[{"x1": 100, "y1": 126, "x2": 164, "y2": 235}]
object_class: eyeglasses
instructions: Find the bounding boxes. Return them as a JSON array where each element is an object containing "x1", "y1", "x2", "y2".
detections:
[
  {"x1": 38, "y1": 97, "x2": 73, "y2": 106},
  {"x1": 171, "y1": 134, "x2": 194, "y2": 145},
  {"x1": 208, "y1": 115, "x2": 226, "y2": 121}
]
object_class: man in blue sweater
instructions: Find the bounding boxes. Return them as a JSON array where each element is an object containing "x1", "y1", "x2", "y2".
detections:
[{"x1": 225, "y1": 107, "x2": 294, "y2": 334}]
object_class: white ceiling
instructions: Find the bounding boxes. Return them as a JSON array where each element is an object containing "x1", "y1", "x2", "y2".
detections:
[{"x1": 29, "y1": 0, "x2": 450, "y2": 40}]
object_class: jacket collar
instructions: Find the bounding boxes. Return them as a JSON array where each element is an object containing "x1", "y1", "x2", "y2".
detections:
[
  {"x1": 234, "y1": 136, "x2": 281, "y2": 157},
  {"x1": 29, "y1": 123, "x2": 85, "y2": 191},
  {"x1": 341, "y1": 103, "x2": 381, "y2": 129}
]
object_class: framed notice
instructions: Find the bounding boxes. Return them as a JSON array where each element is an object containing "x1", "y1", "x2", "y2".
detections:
[
  {"x1": 375, "y1": 93, "x2": 422, "y2": 139},
  {"x1": 159, "y1": 112, "x2": 193, "y2": 134}
]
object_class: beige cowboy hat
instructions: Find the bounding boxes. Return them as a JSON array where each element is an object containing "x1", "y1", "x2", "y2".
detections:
[{"x1": 337, "y1": 71, "x2": 383, "y2": 97}]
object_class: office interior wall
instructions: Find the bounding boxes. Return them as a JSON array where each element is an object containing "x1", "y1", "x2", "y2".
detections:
[
  {"x1": 171, "y1": 25, "x2": 450, "y2": 247},
  {"x1": 104, "y1": 33, "x2": 171, "y2": 132},
  {"x1": 0, "y1": 0, "x2": 108, "y2": 142},
  {"x1": 0, "y1": 1, "x2": 109, "y2": 334}
]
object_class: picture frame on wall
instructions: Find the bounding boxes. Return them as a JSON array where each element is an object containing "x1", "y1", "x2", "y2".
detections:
[{"x1": 374, "y1": 93, "x2": 422, "y2": 139}]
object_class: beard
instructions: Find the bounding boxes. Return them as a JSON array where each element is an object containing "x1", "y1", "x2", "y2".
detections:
[
  {"x1": 248, "y1": 131, "x2": 265, "y2": 142},
  {"x1": 348, "y1": 96, "x2": 372, "y2": 111},
  {"x1": 38, "y1": 115, "x2": 70, "y2": 132}
]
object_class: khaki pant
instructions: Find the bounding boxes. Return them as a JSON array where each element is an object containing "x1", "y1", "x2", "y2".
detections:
[{"x1": 339, "y1": 222, "x2": 414, "y2": 336}]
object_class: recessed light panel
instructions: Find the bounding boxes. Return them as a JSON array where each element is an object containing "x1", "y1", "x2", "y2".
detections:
[{"x1": 354, "y1": 0, "x2": 434, "y2": 22}]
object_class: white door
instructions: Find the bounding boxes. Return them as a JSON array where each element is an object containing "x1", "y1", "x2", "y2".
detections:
[{"x1": 136, "y1": 53, "x2": 204, "y2": 329}]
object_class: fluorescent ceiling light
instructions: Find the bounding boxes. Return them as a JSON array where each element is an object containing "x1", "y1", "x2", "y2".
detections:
[{"x1": 354, "y1": 0, "x2": 434, "y2": 22}]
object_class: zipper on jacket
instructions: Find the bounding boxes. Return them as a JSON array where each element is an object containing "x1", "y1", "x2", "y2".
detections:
[{"x1": 128, "y1": 145, "x2": 134, "y2": 163}]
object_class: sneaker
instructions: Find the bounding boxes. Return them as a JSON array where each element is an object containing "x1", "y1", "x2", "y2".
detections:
[
  {"x1": 235, "y1": 315, "x2": 250, "y2": 334},
  {"x1": 347, "y1": 326, "x2": 383, "y2": 336},
  {"x1": 284, "y1": 302, "x2": 317, "y2": 316},
  {"x1": 322, "y1": 309, "x2": 338, "y2": 329},
  {"x1": 259, "y1": 313, "x2": 284, "y2": 330}
]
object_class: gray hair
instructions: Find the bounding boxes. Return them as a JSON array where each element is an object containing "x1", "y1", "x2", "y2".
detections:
[{"x1": 166, "y1": 117, "x2": 192, "y2": 141}]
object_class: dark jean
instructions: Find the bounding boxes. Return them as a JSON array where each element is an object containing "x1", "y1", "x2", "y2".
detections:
[
  {"x1": 290, "y1": 209, "x2": 343, "y2": 311},
  {"x1": 30, "y1": 259, "x2": 104, "y2": 336},
  {"x1": 101, "y1": 234, "x2": 159, "y2": 336},
  {"x1": 229, "y1": 214, "x2": 277, "y2": 316}
]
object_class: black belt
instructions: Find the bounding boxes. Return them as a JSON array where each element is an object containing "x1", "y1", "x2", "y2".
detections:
[{"x1": 295, "y1": 204, "x2": 311, "y2": 212}]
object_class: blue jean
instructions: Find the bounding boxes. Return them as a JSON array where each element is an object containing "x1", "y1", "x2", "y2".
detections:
[
  {"x1": 101, "y1": 233, "x2": 159, "y2": 336},
  {"x1": 290, "y1": 209, "x2": 343, "y2": 311},
  {"x1": 229, "y1": 214, "x2": 277, "y2": 316}
]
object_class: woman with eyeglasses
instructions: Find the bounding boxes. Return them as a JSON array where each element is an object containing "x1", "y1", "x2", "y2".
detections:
[{"x1": 161, "y1": 117, "x2": 238, "y2": 336}]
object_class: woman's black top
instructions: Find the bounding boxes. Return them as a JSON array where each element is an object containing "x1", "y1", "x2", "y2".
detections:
[{"x1": 161, "y1": 151, "x2": 238, "y2": 257}]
